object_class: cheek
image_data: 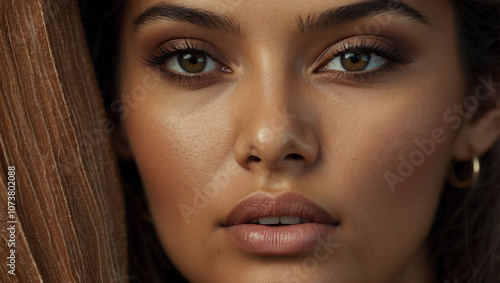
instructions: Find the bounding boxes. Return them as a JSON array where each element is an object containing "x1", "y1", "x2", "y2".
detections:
[
  {"x1": 120, "y1": 67, "x2": 233, "y2": 206},
  {"x1": 325, "y1": 77, "x2": 461, "y2": 271},
  {"x1": 121, "y1": 85, "x2": 239, "y2": 263}
]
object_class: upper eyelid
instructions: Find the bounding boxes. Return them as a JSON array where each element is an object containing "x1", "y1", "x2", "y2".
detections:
[
  {"x1": 145, "y1": 51, "x2": 225, "y2": 76},
  {"x1": 159, "y1": 42, "x2": 218, "y2": 60},
  {"x1": 328, "y1": 38, "x2": 391, "y2": 57},
  {"x1": 312, "y1": 37, "x2": 412, "y2": 69},
  {"x1": 143, "y1": 39, "x2": 231, "y2": 68}
]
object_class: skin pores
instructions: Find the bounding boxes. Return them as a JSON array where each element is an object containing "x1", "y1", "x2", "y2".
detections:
[{"x1": 119, "y1": 1, "x2": 464, "y2": 282}]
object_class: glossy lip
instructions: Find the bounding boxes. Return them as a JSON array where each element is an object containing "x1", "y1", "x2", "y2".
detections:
[{"x1": 223, "y1": 192, "x2": 339, "y2": 255}]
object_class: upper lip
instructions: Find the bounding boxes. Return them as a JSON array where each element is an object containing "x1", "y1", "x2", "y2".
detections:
[{"x1": 223, "y1": 191, "x2": 339, "y2": 226}]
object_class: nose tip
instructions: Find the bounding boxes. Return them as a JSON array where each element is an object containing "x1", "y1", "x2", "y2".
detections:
[{"x1": 234, "y1": 117, "x2": 319, "y2": 171}]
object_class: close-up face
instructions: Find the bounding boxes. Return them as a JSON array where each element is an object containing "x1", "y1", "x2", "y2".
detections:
[{"x1": 118, "y1": 0, "x2": 483, "y2": 282}]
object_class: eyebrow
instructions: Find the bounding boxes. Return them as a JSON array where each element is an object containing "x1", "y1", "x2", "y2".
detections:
[
  {"x1": 133, "y1": 3, "x2": 241, "y2": 35},
  {"x1": 132, "y1": 1, "x2": 428, "y2": 36},
  {"x1": 297, "y1": 0, "x2": 430, "y2": 34}
]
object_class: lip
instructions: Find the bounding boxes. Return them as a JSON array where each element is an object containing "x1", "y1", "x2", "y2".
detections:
[{"x1": 223, "y1": 192, "x2": 339, "y2": 255}]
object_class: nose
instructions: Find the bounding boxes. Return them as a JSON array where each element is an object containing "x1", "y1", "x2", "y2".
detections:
[{"x1": 233, "y1": 78, "x2": 319, "y2": 171}]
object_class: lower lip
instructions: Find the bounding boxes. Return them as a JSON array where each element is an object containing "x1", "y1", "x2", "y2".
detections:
[{"x1": 225, "y1": 223, "x2": 337, "y2": 255}]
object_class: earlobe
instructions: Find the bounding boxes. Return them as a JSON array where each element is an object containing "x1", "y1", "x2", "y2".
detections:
[{"x1": 113, "y1": 124, "x2": 135, "y2": 161}]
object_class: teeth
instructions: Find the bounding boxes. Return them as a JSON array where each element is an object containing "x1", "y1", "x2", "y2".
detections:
[
  {"x1": 258, "y1": 216, "x2": 280, "y2": 225},
  {"x1": 280, "y1": 216, "x2": 301, "y2": 225},
  {"x1": 248, "y1": 216, "x2": 314, "y2": 225}
]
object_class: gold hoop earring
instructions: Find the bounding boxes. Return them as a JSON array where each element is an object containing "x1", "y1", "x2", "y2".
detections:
[{"x1": 447, "y1": 145, "x2": 480, "y2": 189}]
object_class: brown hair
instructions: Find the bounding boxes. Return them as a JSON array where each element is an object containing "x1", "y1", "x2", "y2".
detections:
[
  {"x1": 78, "y1": 1, "x2": 500, "y2": 282},
  {"x1": 78, "y1": 1, "x2": 184, "y2": 281},
  {"x1": 1, "y1": 0, "x2": 126, "y2": 282}
]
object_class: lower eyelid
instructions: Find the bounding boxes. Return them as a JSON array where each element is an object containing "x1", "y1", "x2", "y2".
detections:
[
  {"x1": 314, "y1": 62, "x2": 402, "y2": 85},
  {"x1": 160, "y1": 70, "x2": 225, "y2": 88}
]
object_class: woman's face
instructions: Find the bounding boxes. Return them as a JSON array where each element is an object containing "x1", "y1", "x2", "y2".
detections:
[{"x1": 119, "y1": 0, "x2": 464, "y2": 282}]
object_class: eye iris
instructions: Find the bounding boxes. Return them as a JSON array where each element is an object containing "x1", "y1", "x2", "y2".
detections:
[
  {"x1": 178, "y1": 53, "x2": 207, "y2": 73},
  {"x1": 341, "y1": 51, "x2": 371, "y2": 71}
]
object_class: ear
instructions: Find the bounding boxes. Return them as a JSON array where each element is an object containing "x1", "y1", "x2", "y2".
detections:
[
  {"x1": 452, "y1": 106, "x2": 500, "y2": 161},
  {"x1": 112, "y1": 123, "x2": 134, "y2": 161},
  {"x1": 452, "y1": 69, "x2": 500, "y2": 160}
]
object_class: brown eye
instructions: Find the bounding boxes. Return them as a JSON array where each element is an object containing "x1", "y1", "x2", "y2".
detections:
[
  {"x1": 340, "y1": 51, "x2": 370, "y2": 71},
  {"x1": 323, "y1": 50, "x2": 387, "y2": 72},
  {"x1": 178, "y1": 53, "x2": 208, "y2": 73},
  {"x1": 164, "y1": 52, "x2": 220, "y2": 74}
]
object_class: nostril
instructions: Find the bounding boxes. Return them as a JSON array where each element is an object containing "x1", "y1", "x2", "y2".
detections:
[
  {"x1": 247, "y1": 155, "x2": 261, "y2": 162},
  {"x1": 286, "y1": 153, "x2": 304, "y2": 160}
]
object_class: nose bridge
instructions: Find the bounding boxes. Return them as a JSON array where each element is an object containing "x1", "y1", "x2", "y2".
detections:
[
  {"x1": 254, "y1": 59, "x2": 294, "y2": 134},
  {"x1": 244, "y1": 46, "x2": 297, "y2": 140},
  {"x1": 233, "y1": 54, "x2": 319, "y2": 170}
]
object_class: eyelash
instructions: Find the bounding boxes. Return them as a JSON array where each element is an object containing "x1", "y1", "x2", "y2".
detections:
[
  {"x1": 317, "y1": 38, "x2": 414, "y2": 83},
  {"x1": 143, "y1": 40, "x2": 226, "y2": 86},
  {"x1": 143, "y1": 38, "x2": 413, "y2": 86}
]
